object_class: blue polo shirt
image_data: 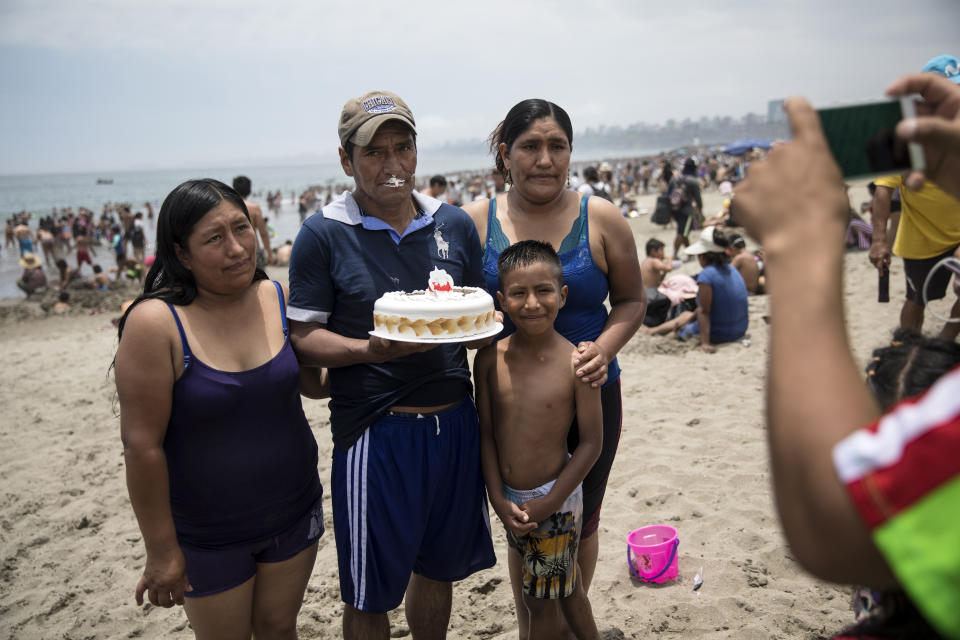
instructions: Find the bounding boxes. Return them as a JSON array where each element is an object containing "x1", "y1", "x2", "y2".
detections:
[{"x1": 287, "y1": 190, "x2": 483, "y2": 450}]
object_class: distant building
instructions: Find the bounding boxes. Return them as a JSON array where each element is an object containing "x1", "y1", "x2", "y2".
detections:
[{"x1": 768, "y1": 99, "x2": 787, "y2": 124}]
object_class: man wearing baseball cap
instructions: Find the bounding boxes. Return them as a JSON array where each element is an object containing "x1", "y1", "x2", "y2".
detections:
[{"x1": 286, "y1": 91, "x2": 495, "y2": 639}]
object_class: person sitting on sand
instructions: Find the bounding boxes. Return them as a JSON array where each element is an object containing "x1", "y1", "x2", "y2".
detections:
[
  {"x1": 728, "y1": 232, "x2": 763, "y2": 294},
  {"x1": 112, "y1": 257, "x2": 145, "y2": 284},
  {"x1": 641, "y1": 227, "x2": 748, "y2": 353},
  {"x1": 640, "y1": 238, "x2": 674, "y2": 288},
  {"x1": 52, "y1": 291, "x2": 70, "y2": 314},
  {"x1": 475, "y1": 240, "x2": 602, "y2": 640},
  {"x1": 16, "y1": 253, "x2": 47, "y2": 296},
  {"x1": 55, "y1": 258, "x2": 79, "y2": 290},
  {"x1": 702, "y1": 197, "x2": 735, "y2": 228},
  {"x1": 91, "y1": 264, "x2": 110, "y2": 290},
  {"x1": 275, "y1": 240, "x2": 293, "y2": 266},
  {"x1": 640, "y1": 238, "x2": 676, "y2": 328}
]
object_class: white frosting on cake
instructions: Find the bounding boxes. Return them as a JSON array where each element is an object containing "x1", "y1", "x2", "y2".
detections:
[{"x1": 373, "y1": 268, "x2": 496, "y2": 339}]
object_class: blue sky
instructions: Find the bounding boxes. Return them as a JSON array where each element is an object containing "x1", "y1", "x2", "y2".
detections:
[{"x1": 1, "y1": 0, "x2": 956, "y2": 174}]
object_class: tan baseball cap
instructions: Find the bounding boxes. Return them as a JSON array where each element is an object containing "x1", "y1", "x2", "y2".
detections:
[{"x1": 338, "y1": 91, "x2": 416, "y2": 147}]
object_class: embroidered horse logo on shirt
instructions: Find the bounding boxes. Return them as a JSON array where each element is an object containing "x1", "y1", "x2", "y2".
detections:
[{"x1": 434, "y1": 225, "x2": 449, "y2": 259}]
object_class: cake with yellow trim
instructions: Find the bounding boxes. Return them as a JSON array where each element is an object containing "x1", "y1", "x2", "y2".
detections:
[{"x1": 373, "y1": 268, "x2": 497, "y2": 340}]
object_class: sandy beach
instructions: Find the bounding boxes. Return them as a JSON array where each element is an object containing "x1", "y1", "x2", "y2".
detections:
[{"x1": 1, "y1": 181, "x2": 942, "y2": 639}]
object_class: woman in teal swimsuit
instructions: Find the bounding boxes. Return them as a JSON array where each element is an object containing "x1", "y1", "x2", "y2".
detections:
[{"x1": 464, "y1": 99, "x2": 646, "y2": 636}]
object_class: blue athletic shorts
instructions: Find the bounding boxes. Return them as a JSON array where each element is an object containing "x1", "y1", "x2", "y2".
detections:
[
  {"x1": 332, "y1": 396, "x2": 496, "y2": 613},
  {"x1": 180, "y1": 493, "x2": 324, "y2": 598}
]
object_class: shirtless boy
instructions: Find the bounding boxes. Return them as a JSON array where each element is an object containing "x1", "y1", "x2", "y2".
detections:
[
  {"x1": 232, "y1": 175, "x2": 274, "y2": 268},
  {"x1": 640, "y1": 238, "x2": 673, "y2": 288},
  {"x1": 728, "y1": 233, "x2": 762, "y2": 294},
  {"x1": 474, "y1": 240, "x2": 602, "y2": 640},
  {"x1": 75, "y1": 228, "x2": 96, "y2": 272}
]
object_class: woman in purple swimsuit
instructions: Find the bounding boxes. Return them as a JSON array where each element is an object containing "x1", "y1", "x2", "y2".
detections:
[
  {"x1": 463, "y1": 100, "x2": 646, "y2": 636},
  {"x1": 114, "y1": 179, "x2": 328, "y2": 639}
]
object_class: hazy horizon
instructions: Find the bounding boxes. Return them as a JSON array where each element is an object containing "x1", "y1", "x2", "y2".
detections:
[{"x1": 2, "y1": 0, "x2": 957, "y2": 175}]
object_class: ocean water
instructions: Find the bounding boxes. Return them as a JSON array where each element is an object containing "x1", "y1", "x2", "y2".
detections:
[
  {"x1": 0, "y1": 147, "x2": 652, "y2": 300},
  {"x1": 0, "y1": 154, "x2": 497, "y2": 300}
]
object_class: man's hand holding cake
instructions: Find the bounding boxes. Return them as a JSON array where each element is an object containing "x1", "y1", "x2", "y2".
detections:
[{"x1": 371, "y1": 268, "x2": 502, "y2": 343}]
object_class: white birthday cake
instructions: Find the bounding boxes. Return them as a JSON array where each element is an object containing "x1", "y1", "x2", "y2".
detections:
[{"x1": 373, "y1": 268, "x2": 497, "y2": 339}]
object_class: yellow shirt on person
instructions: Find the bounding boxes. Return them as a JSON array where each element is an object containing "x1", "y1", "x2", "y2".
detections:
[{"x1": 875, "y1": 174, "x2": 960, "y2": 259}]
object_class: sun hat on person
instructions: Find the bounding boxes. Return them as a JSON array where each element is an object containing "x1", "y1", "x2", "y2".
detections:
[
  {"x1": 19, "y1": 253, "x2": 42, "y2": 269},
  {"x1": 922, "y1": 54, "x2": 960, "y2": 83},
  {"x1": 685, "y1": 226, "x2": 726, "y2": 255},
  {"x1": 338, "y1": 90, "x2": 417, "y2": 147}
]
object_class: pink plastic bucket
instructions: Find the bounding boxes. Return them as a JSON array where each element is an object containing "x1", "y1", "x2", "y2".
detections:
[{"x1": 626, "y1": 524, "x2": 679, "y2": 583}]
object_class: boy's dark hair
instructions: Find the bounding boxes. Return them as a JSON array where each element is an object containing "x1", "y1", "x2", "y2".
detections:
[
  {"x1": 583, "y1": 166, "x2": 599, "y2": 182},
  {"x1": 429, "y1": 175, "x2": 447, "y2": 188},
  {"x1": 645, "y1": 238, "x2": 665, "y2": 255},
  {"x1": 58, "y1": 291, "x2": 69, "y2": 302},
  {"x1": 866, "y1": 328, "x2": 960, "y2": 411},
  {"x1": 93, "y1": 264, "x2": 102, "y2": 274},
  {"x1": 232, "y1": 175, "x2": 252, "y2": 197},
  {"x1": 497, "y1": 240, "x2": 563, "y2": 290}
]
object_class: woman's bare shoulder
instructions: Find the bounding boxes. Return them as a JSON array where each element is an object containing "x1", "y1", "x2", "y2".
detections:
[
  {"x1": 124, "y1": 297, "x2": 174, "y2": 331},
  {"x1": 585, "y1": 193, "x2": 626, "y2": 223},
  {"x1": 117, "y1": 298, "x2": 179, "y2": 366},
  {"x1": 461, "y1": 198, "x2": 490, "y2": 223},
  {"x1": 461, "y1": 198, "x2": 492, "y2": 243},
  {"x1": 585, "y1": 194, "x2": 634, "y2": 242}
]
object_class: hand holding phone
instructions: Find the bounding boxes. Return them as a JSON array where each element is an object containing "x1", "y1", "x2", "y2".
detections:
[
  {"x1": 816, "y1": 97, "x2": 924, "y2": 179},
  {"x1": 887, "y1": 72, "x2": 960, "y2": 202}
]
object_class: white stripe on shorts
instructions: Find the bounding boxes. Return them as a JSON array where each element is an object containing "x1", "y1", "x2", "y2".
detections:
[
  {"x1": 358, "y1": 431, "x2": 370, "y2": 609},
  {"x1": 346, "y1": 431, "x2": 370, "y2": 610},
  {"x1": 346, "y1": 442, "x2": 357, "y2": 600}
]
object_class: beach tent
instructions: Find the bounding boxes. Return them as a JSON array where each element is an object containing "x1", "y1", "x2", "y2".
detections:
[{"x1": 723, "y1": 139, "x2": 772, "y2": 156}]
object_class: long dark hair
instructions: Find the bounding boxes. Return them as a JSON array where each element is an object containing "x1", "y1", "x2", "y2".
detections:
[
  {"x1": 830, "y1": 328, "x2": 960, "y2": 639},
  {"x1": 488, "y1": 99, "x2": 573, "y2": 182},
  {"x1": 866, "y1": 328, "x2": 960, "y2": 411},
  {"x1": 115, "y1": 178, "x2": 268, "y2": 340}
]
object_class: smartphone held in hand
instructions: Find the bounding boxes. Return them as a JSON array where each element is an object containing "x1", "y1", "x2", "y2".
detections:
[
  {"x1": 816, "y1": 97, "x2": 925, "y2": 179},
  {"x1": 878, "y1": 266, "x2": 890, "y2": 303}
]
